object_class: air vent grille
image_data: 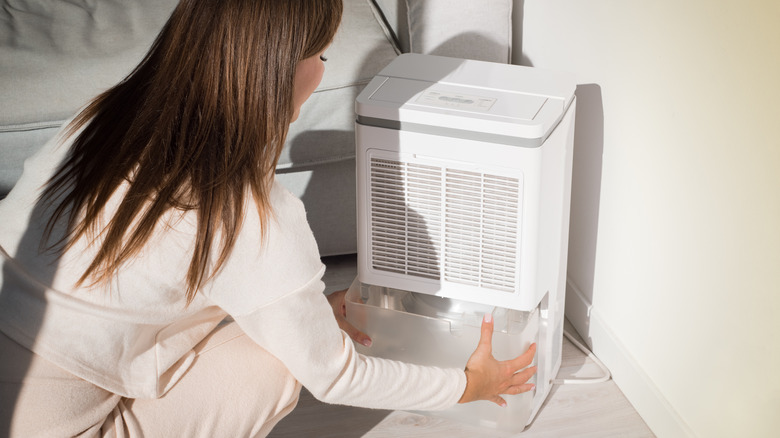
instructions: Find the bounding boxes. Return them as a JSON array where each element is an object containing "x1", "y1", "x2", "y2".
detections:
[
  {"x1": 368, "y1": 157, "x2": 522, "y2": 292},
  {"x1": 369, "y1": 159, "x2": 443, "y2": 280},
  {"x1": 443, "y1": 170, "x2": 520, "y2": 292}
]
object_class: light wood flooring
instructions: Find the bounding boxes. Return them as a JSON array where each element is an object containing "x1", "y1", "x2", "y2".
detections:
[{"x1": 268, "y1": 255, "x2": 654, "y2": 437}]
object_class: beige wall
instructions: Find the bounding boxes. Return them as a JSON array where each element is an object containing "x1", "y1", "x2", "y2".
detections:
[{"x1": 516, "y1": 1, "x2": 780, "y2": 436}]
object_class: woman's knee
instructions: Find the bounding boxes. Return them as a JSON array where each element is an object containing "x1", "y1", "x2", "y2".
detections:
[
  {"x1": 187, "y1": 323, "x2": 302, "y2": 418},
  {"x1": 211, "y1": 331, "x2": 301, "y2": 411}
]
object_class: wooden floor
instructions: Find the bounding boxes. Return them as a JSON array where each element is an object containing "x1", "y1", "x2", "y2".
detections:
[{"x1": 268, "y1": 255, "x2": 655, "y2": 437}]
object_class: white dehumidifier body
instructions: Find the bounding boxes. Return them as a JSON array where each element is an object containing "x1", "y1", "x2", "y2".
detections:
[{"x1": 346, "y1": 54, "x2": 576, "y2": 432}]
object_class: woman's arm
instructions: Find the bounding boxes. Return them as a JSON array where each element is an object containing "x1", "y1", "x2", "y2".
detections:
[{"x1": 231, "y1": 276, "x2": 467, "y2": 411}]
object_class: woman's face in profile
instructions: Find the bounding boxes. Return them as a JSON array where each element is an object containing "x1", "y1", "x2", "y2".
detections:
[{"x1": 291, "y1": 49, "x2": 327, "y2": 122}]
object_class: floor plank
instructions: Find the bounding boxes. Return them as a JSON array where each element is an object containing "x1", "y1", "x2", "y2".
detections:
[{"x1": 269, "y1": 255, "x2": 655, "y2": 437}]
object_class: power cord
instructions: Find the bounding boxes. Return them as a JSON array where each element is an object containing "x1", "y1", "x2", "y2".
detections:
[
  {"x1": 552, "y1": 327, "x2": 611, "y2": 384},
  {"x1": 551, "y1": 277, "x2": 612, "y2": 385}
]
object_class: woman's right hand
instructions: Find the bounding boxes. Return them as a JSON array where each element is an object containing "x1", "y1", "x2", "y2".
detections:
[{"x1": 458, "y1": 313, "x2": 537, "y2": 407}]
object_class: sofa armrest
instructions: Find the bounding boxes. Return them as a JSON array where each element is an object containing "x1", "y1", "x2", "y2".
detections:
[{"x1": 372, "y1": 0, "x2": 513, "y2": 63}]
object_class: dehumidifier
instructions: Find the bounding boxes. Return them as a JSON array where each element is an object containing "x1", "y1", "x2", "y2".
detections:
[{"x1": 345, "y1": 53, "x2": 576, "y2": 432}]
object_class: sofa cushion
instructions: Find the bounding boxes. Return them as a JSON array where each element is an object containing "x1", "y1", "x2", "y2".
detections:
[{"x1": 0, "y1": 0, "x2": 180, "y2": 196}]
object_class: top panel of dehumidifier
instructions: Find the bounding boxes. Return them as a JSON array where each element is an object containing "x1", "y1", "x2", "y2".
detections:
[{"x1": 355, "y1": 54, "x2": 576, "y2": 146}]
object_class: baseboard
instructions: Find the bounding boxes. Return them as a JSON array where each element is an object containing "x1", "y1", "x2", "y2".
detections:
[{"x1": 565, "y1": 279, "x2": 697, "y2": 438}]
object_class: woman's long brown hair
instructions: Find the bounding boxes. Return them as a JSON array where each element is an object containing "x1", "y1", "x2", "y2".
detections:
[{"x1": 41, "y1": 0, "x2": 343, "y2": 304}]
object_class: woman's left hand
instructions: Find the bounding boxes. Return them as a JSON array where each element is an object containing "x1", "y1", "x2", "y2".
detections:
[{"x1": 326, "y1": 289, "x2": 372, "y2": 347}]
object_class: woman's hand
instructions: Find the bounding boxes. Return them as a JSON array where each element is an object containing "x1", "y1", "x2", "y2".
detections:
[
  {"x1": 458, "y1": 313, "x2": 537, "y2": 407},
  {"x1": 326, "y1": 289, "x2": 373, "y2": 347}
]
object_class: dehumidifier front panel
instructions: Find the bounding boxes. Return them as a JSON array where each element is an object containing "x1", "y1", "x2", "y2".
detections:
[{"x1": 358, "y1": 142, "x2": 531, "y2": 309}]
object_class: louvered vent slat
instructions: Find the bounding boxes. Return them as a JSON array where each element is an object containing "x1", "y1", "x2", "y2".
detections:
[{"x1": 368, "y1": 157, "x2": 521, "y2": 293}]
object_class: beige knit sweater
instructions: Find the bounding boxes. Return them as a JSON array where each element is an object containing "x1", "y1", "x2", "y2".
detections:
[{"x1": 0, "y1": 128, "x2": 466, "y2": 409}]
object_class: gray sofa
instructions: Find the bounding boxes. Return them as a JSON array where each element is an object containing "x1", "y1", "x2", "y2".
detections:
[{"x1": 0, "y1": 0, "x2": 512, "y2": 256}]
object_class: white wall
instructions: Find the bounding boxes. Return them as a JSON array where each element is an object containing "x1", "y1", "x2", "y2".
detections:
[{"x1": 515, "y1": 1, "x2": 780, "y2": 437}]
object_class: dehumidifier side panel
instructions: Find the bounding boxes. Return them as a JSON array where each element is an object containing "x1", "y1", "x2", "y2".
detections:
[{"x1": 527, "y1": 98, "x2": 576, "y2": 424}]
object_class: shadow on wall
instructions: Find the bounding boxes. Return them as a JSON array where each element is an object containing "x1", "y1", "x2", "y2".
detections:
[{"x1": 565, "y1": 84, "x2": 605, "y2": 345}]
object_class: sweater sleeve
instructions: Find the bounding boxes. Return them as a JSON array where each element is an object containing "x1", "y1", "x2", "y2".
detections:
[{"x1": 232, "y1": 272, "x2": 467, "y2": 411}]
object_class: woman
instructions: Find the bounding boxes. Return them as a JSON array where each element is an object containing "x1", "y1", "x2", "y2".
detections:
[{"x1": 0, "y1": 0, "x2": 537, "y2": 436}]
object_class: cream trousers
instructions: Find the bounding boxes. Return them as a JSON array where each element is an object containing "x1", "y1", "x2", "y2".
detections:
[{"x1": 0, "y1": 322, "x2": 302, "y2": 438}]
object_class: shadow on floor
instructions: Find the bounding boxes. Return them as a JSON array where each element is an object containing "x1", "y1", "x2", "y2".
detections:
[{"x1": 268, "y1": 388, "x2": 392, "y2": 438}]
